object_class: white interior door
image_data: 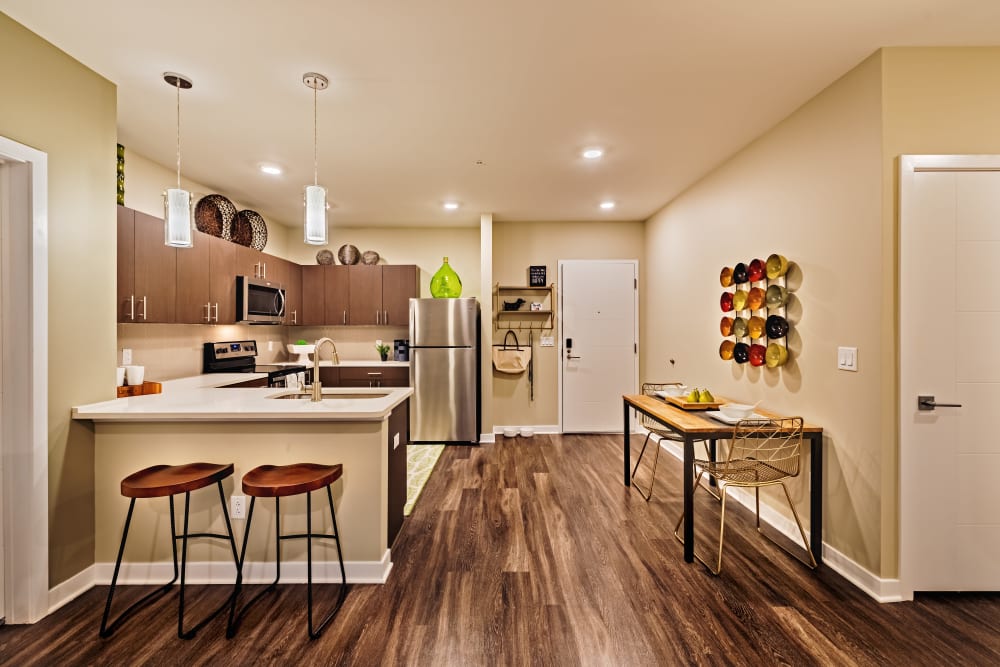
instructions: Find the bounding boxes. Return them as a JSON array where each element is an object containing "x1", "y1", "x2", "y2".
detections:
[
  {"x1": 560, "y1": 260, "x2": 637, "y2": 432},
  {"x1": 900, "y1": 156, "x2": 1000, "y2": 595}
]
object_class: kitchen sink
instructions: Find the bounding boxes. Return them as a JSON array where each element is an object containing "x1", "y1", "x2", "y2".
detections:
[{"x1": 271, "y1": 391, "x2": 391, "y2": 400}]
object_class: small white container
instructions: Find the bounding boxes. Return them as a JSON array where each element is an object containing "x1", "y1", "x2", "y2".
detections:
[
  {"x1": 502, "y1": 427, "x2": 518, "y2": 438},
  {"x1": 720, "y1": 403, "x2": 755, "y2": 420},
  {"x1": 116, "y1": 367, "x2": 126, "y2": 387},
  {"x1": 519, "y1": 427, "x2": 534, "y2": 438},
  {"x1": 287, "y1": 344, "x2": 315, "y2": 365},
  {"x1": 125, "y1": 365, "x2": 144, "y2": 386}
]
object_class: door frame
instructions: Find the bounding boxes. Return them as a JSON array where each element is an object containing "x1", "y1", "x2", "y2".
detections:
[
  {"x1": 557, "y1": 259, "x2": 639, "y2": 433},
  {"x1": 899, "y1": 154, "x2": 1000, "y2": 599},
  {"x1": 0, "y1": 136, "x2": 49, "y2": 623}
]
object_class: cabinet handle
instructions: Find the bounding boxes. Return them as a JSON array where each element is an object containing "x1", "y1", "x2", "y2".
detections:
[
  {"x1": 129, "y1": 295, "x2": 135, "y2": 321},
  {"x1": 343, "y1": 310, "x2": 347, "y2": 325},
  {"x1": 213, "y1": 303, "x2": 219, "y2": 322},
  {"x1": 141, "y1": 296, "x2": 148, "y2": 321},
  {"x1": 262, "y1": 262, "x2": 266, "y2": 279},
  {"x1": 367, "y1": 372, "x2": 383, "y2": 376},
  {"x1": 375, "y1": 310, "x2": 380, "y2": 324},
  {"x1": 292, "y1": 310, "x2": 298, "y2": 325},
  {"x1": 384, "y1": 309, "x2": 388, "y2": 324},
  {"x1": 204, "y1": 302, "x2": 211, "y2": 322}
]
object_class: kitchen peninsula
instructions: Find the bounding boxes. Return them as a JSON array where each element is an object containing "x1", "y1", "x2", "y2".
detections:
[{"x1": 72, "y1": 374, "x2": 412, "y2": 584}]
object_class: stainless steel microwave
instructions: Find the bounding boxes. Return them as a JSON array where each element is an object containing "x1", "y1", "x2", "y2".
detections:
[{"x1": 236, "y1": 276, "x2": 285, "y2": 324}]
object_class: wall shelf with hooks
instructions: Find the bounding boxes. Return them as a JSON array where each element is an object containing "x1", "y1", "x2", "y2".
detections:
[{"x1": 493, "y1": 283, "x2": 555, "y2": 331}]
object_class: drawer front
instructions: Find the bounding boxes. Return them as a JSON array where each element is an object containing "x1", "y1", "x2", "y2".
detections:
[{"x1": 339, "y1": 366, "x2": 408, "y2": 384}]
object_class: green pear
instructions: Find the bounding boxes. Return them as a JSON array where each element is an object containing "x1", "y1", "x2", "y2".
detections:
[
  {"x1": 686, "y1": 389, "x2": 700, "y2": 402},
  {"x1": 699, "y1": 388, "x2": 715, "y2": 403}
]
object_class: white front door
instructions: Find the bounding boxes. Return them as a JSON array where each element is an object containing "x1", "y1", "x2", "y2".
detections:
[
  {"x1": 900, "y1": 156, "x2": 1000, "y2": 595},
  {"x1": 559, "y1": 260, "x2": 637, "y2": 432}
]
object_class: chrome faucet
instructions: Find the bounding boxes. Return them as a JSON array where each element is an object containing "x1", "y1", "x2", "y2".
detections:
[{"x1": 311, "y1": 337, "x2": 340, "y2": 402}]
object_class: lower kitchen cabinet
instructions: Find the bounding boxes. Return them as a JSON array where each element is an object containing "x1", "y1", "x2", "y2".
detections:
[
  {"x1": 339, "y1": 366, "x2": 409, "y2": 388},
  {"x1": 387, "y1": 401, "x2": 409, "y2": 545}
]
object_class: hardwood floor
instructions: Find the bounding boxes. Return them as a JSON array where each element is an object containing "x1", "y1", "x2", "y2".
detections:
[{"x1": 2, "y1": 434, "x2": 999, "y2": 665}]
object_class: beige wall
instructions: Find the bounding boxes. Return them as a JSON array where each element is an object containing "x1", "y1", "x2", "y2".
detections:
[
  {"x1": 878, "y1": 47, "x2": 1000, "y2": 577},
  {"x1": 643, "y1": 53, "x2": 885, "y2": 572},
  {"x1": 492, "y1": 220, "x2": 645, "y2": 427},
  {"x1": 0, "y1": 13, "x2": 118, "y2": 585}
]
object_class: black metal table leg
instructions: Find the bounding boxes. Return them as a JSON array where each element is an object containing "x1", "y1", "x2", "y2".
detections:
[
  {"x1": 683, "y1": 436, "x2": 694, "y2": 562},
  {"x1": 623, "y1": 401, "x2": 631, "y2": 487},
  {"x1": 810, "y1": 433, "x2": 823, "y2": 565}
]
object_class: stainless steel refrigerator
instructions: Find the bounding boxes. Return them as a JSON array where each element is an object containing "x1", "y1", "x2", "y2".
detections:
[{"x1": 409, "y1": 297, "x2": 480, "y2": 444}]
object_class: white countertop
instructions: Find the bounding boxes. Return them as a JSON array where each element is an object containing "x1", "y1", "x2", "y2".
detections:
[{"x1": 72, "y1": 373, "x2": 413, "y2": 423}]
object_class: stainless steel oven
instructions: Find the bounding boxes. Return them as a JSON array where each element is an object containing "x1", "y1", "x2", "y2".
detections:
[{"x1": 236, "y1": 276, "x2": 285, "y2": 324}]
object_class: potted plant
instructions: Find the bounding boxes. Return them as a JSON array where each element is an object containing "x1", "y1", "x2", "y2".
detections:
[{"x1": 375, "y1": 340, "x2": 391, "y2": 362}]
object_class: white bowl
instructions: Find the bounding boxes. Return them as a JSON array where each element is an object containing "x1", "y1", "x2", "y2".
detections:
[
  {"x1": 661, "y1": 384, "x2": 688, "y2": 397},
  {"x1": 502, "y1": 427, "x2": 518, "y2": 438},
  {"x1": 720, "y1": 403, "x2": 755, "y2": 420},
  {"x1": 519, "y1": 427, "x2": 534, "y2": 437},
  {"x1": 287, "y1": 343, "x2": 315, "y2": 365}
]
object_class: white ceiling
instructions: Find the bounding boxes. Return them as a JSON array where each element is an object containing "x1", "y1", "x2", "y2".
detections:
[{"x1": 3, "y1": 1, "x2": 999, "y2": 228}]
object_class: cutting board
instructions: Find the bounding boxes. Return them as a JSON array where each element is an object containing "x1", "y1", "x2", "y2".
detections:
[
  {"x1": 116, "y1": 381, "x2": 162, "y2": 398},
  {"x1": 661, "y1": 394, "x2": 722, "y2": 411}
]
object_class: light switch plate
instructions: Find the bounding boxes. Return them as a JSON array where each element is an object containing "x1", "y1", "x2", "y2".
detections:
[
  {"x1": 540, "y1": 336, "x2": 555, "y2": 347},
  {"x1": 837, "y1": 346, "x2": 858, "y2": 372},
  {"x1": 121, "y1": 348, "x2": 132, "y2": 365}
]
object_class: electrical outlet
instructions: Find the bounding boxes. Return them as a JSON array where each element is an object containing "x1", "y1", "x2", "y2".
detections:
[
  {"x1": 230, "y1": 495, "x2": 246, "y2": 519},
  {"x1": 121, "y1": 348, "x2": 132, "y2": 365},
  {"x1": 268, "y1": 340, "x2": 273, "y2": 351}
]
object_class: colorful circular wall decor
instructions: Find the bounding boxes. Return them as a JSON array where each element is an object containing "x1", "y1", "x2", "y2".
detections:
[{"x1": 718, "y1": 253, "x2": 791, "y2": 369}]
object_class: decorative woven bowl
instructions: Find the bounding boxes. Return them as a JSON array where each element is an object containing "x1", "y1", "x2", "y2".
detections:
[
  {"x1": 362, "y1": 250, "x2": 380, "y2": 265},
  {"x1": 316, "y1": 249, "x2": 335, "y2": 265},
  {"x1": 232, "y1": 210, "x2": 268, "y2": 250},
  {"x1": 194, "y1": 194, "x2": 236, "y2": 239},
  {"x1": 338, "y1": 244, "x2": 360, "y2": 265}
]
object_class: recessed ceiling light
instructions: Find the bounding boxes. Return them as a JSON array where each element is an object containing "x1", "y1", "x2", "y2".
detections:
[
  {"x1": 582, "y1": 148, "x2": 604, "y2": 160},
  {"x1": 259, "y1": 164, "x2": 282, "y2": 175},
  {"x1": 443, "y1": 201, "x2": 460, "y2": 210},
  {"x1": 600, "y1": 200, "x2": 616, "y2": 210}
]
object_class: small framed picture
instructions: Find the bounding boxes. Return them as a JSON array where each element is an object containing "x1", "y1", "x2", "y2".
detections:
[
  {"x1": 529, "y1": 265, "x2": 547, "y2": 287},
  {"x1": 530, "y1": 302, "x2": 542, "y2": 311}
]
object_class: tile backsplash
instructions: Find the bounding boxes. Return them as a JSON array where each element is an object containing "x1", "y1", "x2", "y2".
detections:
[{"x1": 117, "y1": 324, "x2": 408, "y2": 381}]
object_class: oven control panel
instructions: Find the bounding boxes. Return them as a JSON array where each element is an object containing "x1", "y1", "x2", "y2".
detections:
[{"x1": 209, "y1": 340, "x2": 257, "y2": 360}]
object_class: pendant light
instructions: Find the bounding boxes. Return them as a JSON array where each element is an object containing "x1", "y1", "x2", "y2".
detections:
[
  {"x1": 162, "y1": 72, "x2": 194, "y2": 248},
  {"x1": 303, "y1": 72, "x2": 329, "y2": 245}
]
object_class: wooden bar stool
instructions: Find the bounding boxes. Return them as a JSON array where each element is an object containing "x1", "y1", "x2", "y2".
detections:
[
  {"x1": 226, "y1": 463, "x2": 348, "y2": 640},
  {"x1": 99, "y1": 462, "x2": 239, "y2": 639}
]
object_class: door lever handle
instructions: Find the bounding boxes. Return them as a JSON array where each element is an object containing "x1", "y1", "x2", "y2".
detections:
[
  {"x1": 918, "y1": 395, "x2": 963, "y2": 411},
  {"x1": 567, "y1": 353, "x2": 581, "y2": 360}
]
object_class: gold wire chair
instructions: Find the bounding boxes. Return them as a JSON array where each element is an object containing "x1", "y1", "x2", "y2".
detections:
[
  {"x1": 631, "y1": 382, "x2": 717, "y2": 502},
  {"x1": 673, "y1": 416, "x2": 817, "y2": 575}
]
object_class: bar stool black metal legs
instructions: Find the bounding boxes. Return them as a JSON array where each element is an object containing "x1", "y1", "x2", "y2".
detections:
[
  {"x1": 227, "y1": 463, "x2": 348, "y2": 640},
  {"x1": 99, "y1": 462, "x2": 239, "y2": 639}
]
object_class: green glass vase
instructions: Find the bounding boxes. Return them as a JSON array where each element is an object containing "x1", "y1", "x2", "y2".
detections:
[{"x1": 430, "y1": 256, "x2": 463, "y2": 298}]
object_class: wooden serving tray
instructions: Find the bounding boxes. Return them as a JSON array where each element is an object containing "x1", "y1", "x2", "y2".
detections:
[
  {"x1": 117, "y1": 381, "x2": 162, "y2": 398},
  {"x1": 661, "y1": 394, "x2": 722, "y2": 411}
]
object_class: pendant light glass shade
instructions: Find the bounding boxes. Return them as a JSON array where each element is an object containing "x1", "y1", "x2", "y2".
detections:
[
  {"x1": 162, "y1": 72, "x2": 193, "y2": 248},
  {"x1": 164, "y1": 188, "x2": 194, "y2": 247},
  {"x1": 304, "y1": 184, "x2": 327, "y2": 245}
]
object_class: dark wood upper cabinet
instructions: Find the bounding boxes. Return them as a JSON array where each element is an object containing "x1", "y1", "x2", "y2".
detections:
[
  {"x1": 381, "y1": 265, "x2": 418, "y2": 326},
  {"x1": 325, "y1": 265, "x2": 351, "y2": 326},
  {"x1": 176, "y1": 231, "x2": 237, "y2": 324},
  {"x1": 301, "y1": 265, "x2": 326, "y2": 326},
  {"x1": 348, "y1": 265, "x2": 382, "y2": 325},
  {"x1": 282, "y1": 260, "x2": 303, "y2": 326},
  {"x1": 130, "y1": 208, "x2": 177, "y2": 323}
]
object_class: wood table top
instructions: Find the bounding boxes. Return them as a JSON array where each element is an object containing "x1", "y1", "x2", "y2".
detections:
[{"x1": 623, "y1": 394, "x2": 822, "y2": 435}]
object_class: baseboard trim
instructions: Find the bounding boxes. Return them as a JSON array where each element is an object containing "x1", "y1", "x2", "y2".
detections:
[
  {"x1": 650, "y1": 434, "x2": 901, "y2": 603},
  {"x1": 479, "y1": 432, "x2": 496, "y2": 444},
  {"x1": 92, "y1": 549, "x2": 393, "y2": 586},
  {"x1": 48, "y1": 565, "x2": 96, "y2": 615},
  {"x1": 493, "y1": 424, "x2": 561, "y2": 436}
]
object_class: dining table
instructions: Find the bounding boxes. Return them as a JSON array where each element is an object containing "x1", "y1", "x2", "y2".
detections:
[{"x1": 622, "y1": 394, "x2": 824, "y2": 565}]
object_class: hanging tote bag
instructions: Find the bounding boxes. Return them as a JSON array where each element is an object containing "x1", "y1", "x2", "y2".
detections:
[{"x1": 492, "y1": 330, "x2": 531, "y2": 375}]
